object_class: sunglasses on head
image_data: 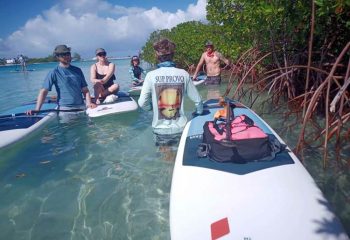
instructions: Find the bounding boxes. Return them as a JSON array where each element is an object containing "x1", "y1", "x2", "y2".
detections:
[
  {"x1": 57, "y1": 52, "x2": 71, "y2": 57},
  {"x1": 97, "y1": 52, "x2": 106, "y2": 57}
]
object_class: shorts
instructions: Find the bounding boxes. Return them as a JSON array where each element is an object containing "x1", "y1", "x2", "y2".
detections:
[
  {"x1": 57, "y1": 105, "x2": 85, "y2": 123},
  {"x1": 205, "y1": 75, "x2": 221, "y2": 85},
  {"x1": 153, "y1": 132, "x2": 182, "y2": 147}
]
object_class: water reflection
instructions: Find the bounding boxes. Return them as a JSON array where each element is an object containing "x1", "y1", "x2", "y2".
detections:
[{"x1": 0, "y1": 77, "x2": 349, "y2": 238}]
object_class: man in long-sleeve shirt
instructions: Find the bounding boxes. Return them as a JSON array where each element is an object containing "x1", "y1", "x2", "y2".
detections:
[{"x1": 138, "y1": 39, "x2": 203, "y2": 146}]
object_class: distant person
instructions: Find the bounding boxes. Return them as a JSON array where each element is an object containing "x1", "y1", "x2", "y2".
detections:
[
  {"x1": 27, "y1": 45, "x2": 96, "y2": 116},
  {"x1": 192, "y1": 41, "x2": 230, "y2": 99},
  {"x1": 18, "y1": 54, "x2": 27, "y2": 71},
  {"x1": 90, "y1": 48, "x2": 119, "y2": 104},
  {"x1": 129, "y1": 55, "x2": 146, "y2": 86},
  {"x1": 138, "y1": 38, "x2": 203, "y2": 148}
]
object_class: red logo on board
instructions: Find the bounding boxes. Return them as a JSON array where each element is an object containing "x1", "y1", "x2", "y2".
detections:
[{"x1": 211, "y1": 217, "x2": 230, "y2": 239}]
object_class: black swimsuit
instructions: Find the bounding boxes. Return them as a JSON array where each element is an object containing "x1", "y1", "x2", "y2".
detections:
[{"x1": 95, "y1": 64, "x2": 116, "y2": 89}]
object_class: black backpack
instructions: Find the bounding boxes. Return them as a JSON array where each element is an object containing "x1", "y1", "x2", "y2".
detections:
[{"x1": 198, "y1": 100, "x2": 285, "y2": 164}]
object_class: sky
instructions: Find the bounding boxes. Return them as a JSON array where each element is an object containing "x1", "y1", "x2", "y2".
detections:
[{"x1": 0, "y1": 0, "x2": 207, "y2": 59}]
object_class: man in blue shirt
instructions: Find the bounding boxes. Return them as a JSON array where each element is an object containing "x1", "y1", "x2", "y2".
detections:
[{"x1": 28, "y1": 45, "x2": 96, "y2": 114}]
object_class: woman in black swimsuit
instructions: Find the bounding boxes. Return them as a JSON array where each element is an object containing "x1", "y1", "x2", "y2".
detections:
[{"x1": 90, "y1": 48, "x2": 119, "y2": 104}]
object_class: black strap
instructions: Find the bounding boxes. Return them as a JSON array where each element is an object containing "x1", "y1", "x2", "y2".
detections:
[{"x1": 225, "y1": 99, "x2": 234, "y2": 141}]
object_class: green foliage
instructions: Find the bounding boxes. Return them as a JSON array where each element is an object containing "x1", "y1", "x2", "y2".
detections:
[
  {"x1": 141, "y1": 21, "x2": 235, "y2": 68},
  {"x1": 26, "y1": 52, "x2": 81, "y2": 64},
  {"x1": 72, "y1": 52, "x2": 81, "y2": 61},
  {"x1": 206, "y1": 0, "x2": 350, "y2": 59},
  {"x1": 141, "y1": 29, "x2": 171, "y2": 65},
  {"x1": 313, "y1": 0, "x2": 350, "y2": 54},
  {"x1": 27, "y1": 55, "x2": 57, "y2": 64},
  {"x1": 141, "y1": 0, "x2": 349, "y2": 74},
  {"x1": 170, "y1": 21, "x2": 214, "y2": 67}
]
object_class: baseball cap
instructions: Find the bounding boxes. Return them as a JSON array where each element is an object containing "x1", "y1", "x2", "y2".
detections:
[
  {"x1": 205, "y1": 41, "x2": 214, "y2": 46},
  {"x1": 95, "y1": 48, "x2": 106, "y2": 55}
]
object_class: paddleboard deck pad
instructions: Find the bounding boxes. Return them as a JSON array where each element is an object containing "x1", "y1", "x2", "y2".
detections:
[
  {"x1": 170, "y1": 99, "x2": 348, "y2": 240},
  {"x1": 0, "y1": 100, "x2": 57, "y2": 148},
  {"x1": 86, "y1": 91, "x2": 138, "y2": 118}
]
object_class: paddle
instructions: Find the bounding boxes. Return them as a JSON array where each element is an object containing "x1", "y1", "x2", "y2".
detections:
[{"x1": 0, "y1": 108, "x2": 84, "y2": 119}]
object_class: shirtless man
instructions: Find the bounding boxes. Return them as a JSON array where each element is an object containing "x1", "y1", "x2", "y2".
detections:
[{"x1": 192, "y1": 41, "x2": 230, "y2": 98}]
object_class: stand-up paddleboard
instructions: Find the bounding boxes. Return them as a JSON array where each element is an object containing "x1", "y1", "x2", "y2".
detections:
[
  {"x1": 128, "y1": 85, "x2": 142, "y2": 96},
  {"x1": 170, "y1": 99, "x2": 348, "y2": 240},
  {"x1": 10, "y1": 69, "x2": 35, "y2": 73},
  {"x1": 0, "y1": 100, "x2": 57, "y2": 149},
  {"x1": 192, "y1": 74, "x2": 207, "y2": 86},
  {"x1": 86, "y1": 91, "x2": 138, "y2": 118}
]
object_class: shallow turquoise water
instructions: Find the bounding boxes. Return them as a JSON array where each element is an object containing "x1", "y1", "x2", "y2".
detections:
[
  {"x1": 0, "y1": 61, "x2": 349, "y2": 239},
  {"x1": 0, "y1": 60, "x2": 210, "y2": 239}
]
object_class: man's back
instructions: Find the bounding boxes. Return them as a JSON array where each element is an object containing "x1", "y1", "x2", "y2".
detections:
[{"x1": 139, "y1": 66, "x2": 202, "y2": 135}]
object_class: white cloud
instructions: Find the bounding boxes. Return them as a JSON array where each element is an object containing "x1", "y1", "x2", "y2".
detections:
[{"x1": 0, "y1": 0, "x2": 207, "y2": 59}]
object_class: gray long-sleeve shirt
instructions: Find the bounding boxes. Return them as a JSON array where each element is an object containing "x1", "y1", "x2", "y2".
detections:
[{"x1": 138, "y1": 66, "x2": 203, "y2": 135}]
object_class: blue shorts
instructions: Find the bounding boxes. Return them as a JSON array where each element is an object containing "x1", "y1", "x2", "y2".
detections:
[
  {"x1": 205, "y1": 75, "x2": 221, "y2": 85},
  {"x1": 153, "y1": 133, "x2": 181, "y2": 146}
]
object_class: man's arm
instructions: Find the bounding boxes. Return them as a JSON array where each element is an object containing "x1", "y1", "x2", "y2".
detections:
[
  {"x1": 35, "y1": 89, "x2": 48, "y2": 111},
  {"x1": 217, "y1": 52, "x2": 230, "y2": 67},
  {"x1": 193, "y1": 53, "x2": 205, "y2": 80},
  {"x1": 82, "y1": 87, "x2": 96, "y2": 109},
  {"x1": 26, "y1": 88, "x2": 48, "y2": 115}
]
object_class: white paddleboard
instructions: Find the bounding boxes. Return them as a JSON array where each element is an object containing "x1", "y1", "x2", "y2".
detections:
[
  {"x1": 170, "y1": 99, "x2": 348, "y2": 240},
  {"x1": 86, "y1": 92, "x2": 138, "y2": 118},
  {"x1": 0, "y1": 101, "x2": 57, "y2": 149},
  {"x1": 127, "y1": 86, "x2": 142, "y2": 95},
  {"x1": 192, "y1": 79, "x2": 205, "y2": 86},
  {"x1": 192, "y1": 74, "x2": 207, "y2": 86}
]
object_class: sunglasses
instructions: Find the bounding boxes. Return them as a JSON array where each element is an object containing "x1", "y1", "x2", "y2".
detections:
[
  {"x1": 97, "y1": 52, "x2": 106, "y2": 57},
  {"x1": 57, "y1": 52, "x2": 71, "y2": 57}
]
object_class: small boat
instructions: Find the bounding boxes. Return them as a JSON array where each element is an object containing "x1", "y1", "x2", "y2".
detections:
[{"x1": 170, "y1": 99, "x2": 348, "y2": 240}]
